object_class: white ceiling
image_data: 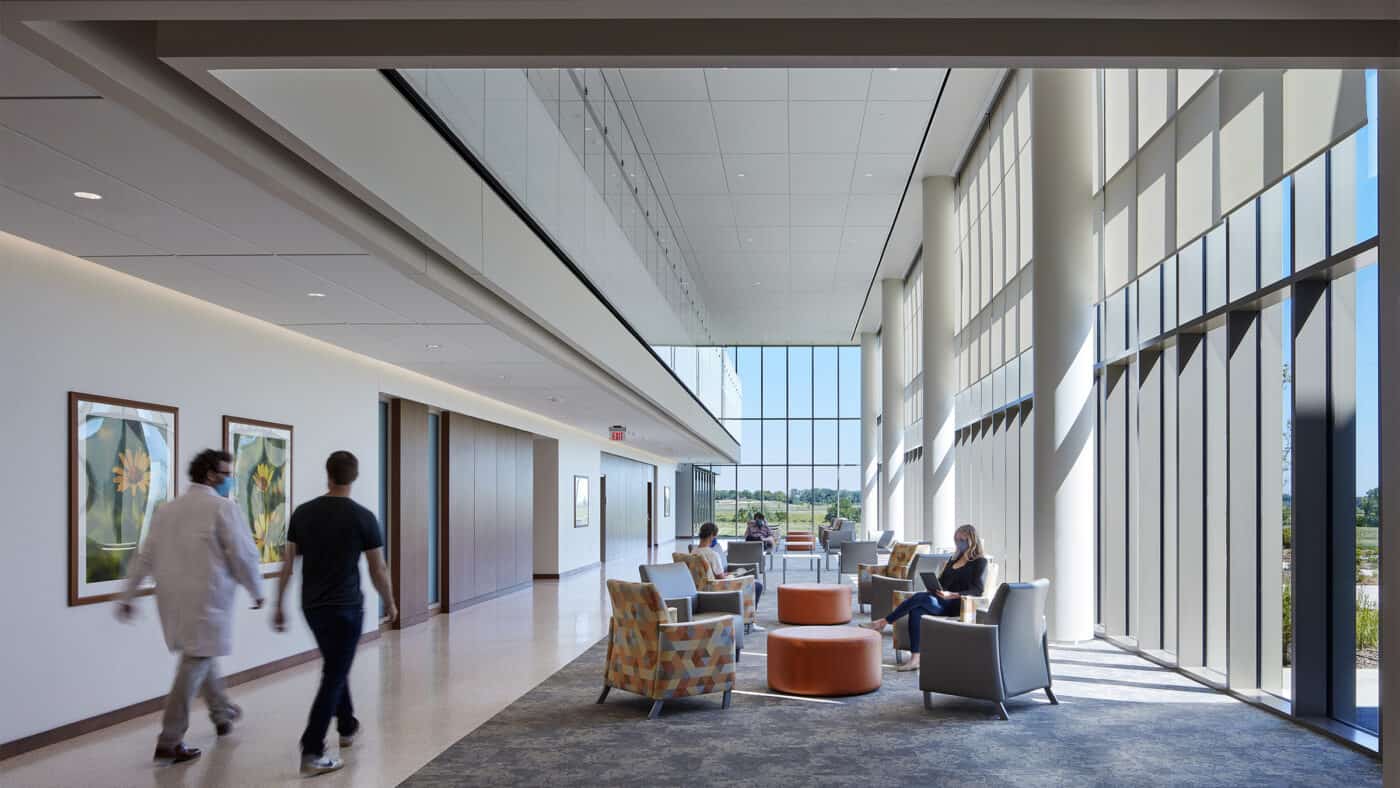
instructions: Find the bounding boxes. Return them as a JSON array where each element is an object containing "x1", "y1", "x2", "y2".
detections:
[
  {"x1": 0, "y1": 35, "x2": 721, "y2": 460},
  {"x1": 851, "y1": 68, "x2": 1009, "y2": 337},
  {"x1": 602, "y1": 67, "x2": 949, "y2": 344}
]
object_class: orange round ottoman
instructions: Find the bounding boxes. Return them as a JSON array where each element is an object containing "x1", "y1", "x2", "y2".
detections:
[
  {"x1": 777, "y1": 583, "x2": 852, "y2": 625},
  {"x1": 767, "y1": 626, "x2": 882, "y2": 696}
]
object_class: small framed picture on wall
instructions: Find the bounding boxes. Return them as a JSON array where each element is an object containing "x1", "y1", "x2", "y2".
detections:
[
  {"x1": 664, "y1": 485, "x2": 671, "y2": 517},
  {"x1": 573, "y1": 475, "x2": 589, "y2": 528}
]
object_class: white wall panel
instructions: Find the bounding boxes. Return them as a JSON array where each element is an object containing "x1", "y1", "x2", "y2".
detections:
[
  {"x1": 1281, "y1": 69, "x2": 1367, "y2": 175},
  {"x1": 1136, "y1": 124, "x2": 1176, "y2": 270},
  {"x1": 1218, "y1": 70, "x2": 1283, "y2": 214},
  {"x1": 1176, "y1": 78, "x2": 1219, "y2": 247}
]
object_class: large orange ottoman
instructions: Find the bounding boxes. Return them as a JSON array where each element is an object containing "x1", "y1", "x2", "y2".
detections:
[
  {"x1": 767, "y1": 626, "x2": 882, "y2": 696},
  {"x1": 778, "y1": 583, "x2": 852, "y2": 625},
  {"x1": 786, "y1": 532, "x2": 815, "y2": 552}
]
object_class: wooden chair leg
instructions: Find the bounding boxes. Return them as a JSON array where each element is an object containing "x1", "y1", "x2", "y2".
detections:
[
  {"x1": 596, "y1": 685, "x2": 611, "y2": 704},
  {"x1": 722, "y1": 689, "x2": 733, "y2": 710},
  {"x1": 647, "y1": 701, "x2": 664, "y2": 720},
  {"x1": 1045, "y1": 687, "x2": 1059, "y2": 705}
]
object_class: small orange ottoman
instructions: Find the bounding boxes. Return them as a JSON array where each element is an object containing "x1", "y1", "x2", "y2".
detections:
[
  {"x1": 767, "y1": 626, "x2": 882, "y2": 696},
  {"x1": 778, "y1": 583, "x2": 852, "y2": 625}
]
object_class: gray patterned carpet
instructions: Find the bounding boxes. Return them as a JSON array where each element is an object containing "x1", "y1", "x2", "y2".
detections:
[{"x1": 403, "y1": 564, "x2": 1380, "y2": 787}]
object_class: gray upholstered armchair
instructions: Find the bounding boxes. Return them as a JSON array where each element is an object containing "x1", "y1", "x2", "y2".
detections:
[
  {"x1": 725, "y1": 541, "x2": 765, "y2": 583},
  {"x1": 892, "y1": 557, "x2": 999, "y2": 662},
  {"x1": 875, "y1": 530, "x2": 896, "y2": 555},
  {"x1": 638, "y1": 562, "x2": 745, "y2": 660},
  {"x1": 918, "y1": 579, "x2": 1057, "y2": 720},
  {"x1": 836, "y1": 540, "x2": 878, "y2": 586}
]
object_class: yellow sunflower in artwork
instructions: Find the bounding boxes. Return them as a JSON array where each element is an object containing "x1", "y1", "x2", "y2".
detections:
[
  {"x1": 253, "y1": 509, "x2": 286, "y2": 562},
  {"x1": 112, "y1": 450, "x2": 152, "y2": 495},
  {"x1": 253, "y1": 463, "x2": 275, "y2": 494}
]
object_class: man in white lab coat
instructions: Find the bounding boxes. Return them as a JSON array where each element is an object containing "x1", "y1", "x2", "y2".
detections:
[{"x1": 118, "y1": 448, "x2": 264, "y2": 765}]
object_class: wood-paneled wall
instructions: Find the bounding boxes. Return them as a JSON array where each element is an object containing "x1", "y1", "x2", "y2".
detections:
[
  {"x1": 452, "y1": 412, "x2": 534, "y2": 609},
  {"x1": 391, "y1": 399, "x2": 535, "y2": 625},
  {"x1": 390, "y1": 398, "x2": 431, "y2": 629},
  {"x1": 601, "y1": 452, "x2": 653, "y2": 563}
]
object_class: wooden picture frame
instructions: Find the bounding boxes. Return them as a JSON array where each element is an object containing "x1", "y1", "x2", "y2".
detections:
[
  {"x1": 223, "y1": 416, "x2": 294, "y2": 578},
  {"x1": 69, "y1": 392, "x2": 179, "y2": 606},
  {"x1": 573, "y1": 475, "x2": 590, "y2": 528}
]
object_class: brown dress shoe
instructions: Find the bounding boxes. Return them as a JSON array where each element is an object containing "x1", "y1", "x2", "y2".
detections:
[{"x1": 153, "y1": 743, "x2": 202, "y2": 764}]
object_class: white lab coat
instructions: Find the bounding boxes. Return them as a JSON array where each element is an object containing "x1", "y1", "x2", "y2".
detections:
[{"x1": 122, "y1": 484, "x2": 264, "y2": 657}]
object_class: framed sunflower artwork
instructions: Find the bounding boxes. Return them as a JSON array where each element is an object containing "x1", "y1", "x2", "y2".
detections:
[
  {"x1": 69, "y1": 392, "x2": 178, "y2": 606},
  {"x1": 223, "y1": 416, "x2": 293, "y2": 577}
]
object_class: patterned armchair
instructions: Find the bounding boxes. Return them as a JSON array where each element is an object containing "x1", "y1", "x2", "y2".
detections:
[
  {"x1": 857, "y1": 542, "x2": 923, "y2": 617},
  {"x1": 598, "y1": 579, "x2": 736, "y2": 719},
  {"x1": 673, "y1": 552, "x2": 757, "y2": 630}
]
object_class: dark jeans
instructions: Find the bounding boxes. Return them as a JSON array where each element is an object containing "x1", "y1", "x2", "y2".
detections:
[
  {"x1": 885, "y1": 592, "x2": 957, "y2": 654},
  {"x1": 300, "y1": 605, "x2": 363, "y2": 756},
  {"x1": 753, "y1": 579, "x2": 764, "y2": 606}
]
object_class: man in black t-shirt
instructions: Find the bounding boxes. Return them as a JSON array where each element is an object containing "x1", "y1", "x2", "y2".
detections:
[{"x1": 273, "y1": 450, "x2": 397, "y2": 777}]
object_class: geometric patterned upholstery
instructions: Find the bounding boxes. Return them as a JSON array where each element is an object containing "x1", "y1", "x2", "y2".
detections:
[
  {"x1": 601, "y1": 579, "x2": 736, "y2": 717},
  {"x1": 857, "y1": 541, "x2": 922, "y2": 606},
  {"x1": 673, "y1": 552, "x2": 756, "y2": 626}
]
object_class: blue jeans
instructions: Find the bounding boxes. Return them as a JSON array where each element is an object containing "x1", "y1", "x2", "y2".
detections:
[
  {"x1": 300, "y1": 606, "x2": 363, "y2": 756},
  {"x1": 885, "y1": 592, "x2": 957, "y2": 654}
]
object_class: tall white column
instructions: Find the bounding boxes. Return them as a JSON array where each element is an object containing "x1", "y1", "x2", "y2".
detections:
[
  {"x1": 1377, "y1": 69, "x2": 1400, "y2": 786},
  {"x1": 1030, "y1": 69, "x2": 1097, "y2": 643},
  {"x1": 860, "y1": 331, "x2": 881, "y2": 539},
  {"x1": 881, "y1": 279, "x2": 906, "y2": 540},
  {"x1": 921, "y1": 176, "x2": 958, "y2": 551}
]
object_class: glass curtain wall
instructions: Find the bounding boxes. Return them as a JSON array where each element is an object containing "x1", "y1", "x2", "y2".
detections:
[
  {"x1": 1090, "y1": 67, "x2": 1378, "y2": 735},
  {"x1": 686, "y1": 345, "x2": 861, "y2": 538},
  {"x1": 953, "y1": 70, "x2": 1036, "y2": 584}
]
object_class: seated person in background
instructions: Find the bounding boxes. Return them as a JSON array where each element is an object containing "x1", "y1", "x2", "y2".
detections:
[
  {"x1": 744, "y1": 513, "x2": 776, "y2": 550},
  {"x1": 695, "y1": 521, "x2": 763, "y2": 608},
  {"x1": 861, "y1": 524, "x2": 987, "y2": 671}
]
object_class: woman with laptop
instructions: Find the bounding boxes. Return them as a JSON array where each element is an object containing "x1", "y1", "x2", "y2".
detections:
[{"x1": 860, "y1": 524, "x2": 987, "y2": 671}]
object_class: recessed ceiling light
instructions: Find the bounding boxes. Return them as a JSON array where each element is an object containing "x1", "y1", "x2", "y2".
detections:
[
  {"x1": 736, "y1": 172, "x2": 746, "y2": 178},
  {"x1": 498, "y1": 374, "x2": 509, "y2": 380},
  {"x1": 425, "y1": 343, "x2": 441, "y2": 350},
  {"x1": 306, "y1": 292, "x2": 326, "y2": 298},
  {"x1": 752, "y1": 281, "x2": 762, "y2": 286},
  {"x1": 72, "y1": 191, "x2": 102, "y2": 200},
  {"x1": 864, "y1": 172, "x2": 874, "y2": 177},
  {"x1": 887, "y1": 67, "x2": 900, "y2": 72}
]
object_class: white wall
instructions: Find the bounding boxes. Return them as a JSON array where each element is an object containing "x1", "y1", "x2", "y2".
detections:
[{"x1": 0, "y1": 231, "x2": 678, "y2": 744}]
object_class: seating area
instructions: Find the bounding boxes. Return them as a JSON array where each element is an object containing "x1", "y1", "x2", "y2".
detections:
[{"x1": 606, "y1": 541, "x2": 1053, "y2": 720}]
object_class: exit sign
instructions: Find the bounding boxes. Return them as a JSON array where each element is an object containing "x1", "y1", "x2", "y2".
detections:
[{"x1": 609, "y1": 425, "x2": 627, "y2": 441}]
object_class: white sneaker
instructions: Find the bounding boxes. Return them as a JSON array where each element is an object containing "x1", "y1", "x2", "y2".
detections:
[
  {"x1": 300, "y1": 754, "x2": 344, "y2": 777},
  {"x1": 896, "y1": 660, "x2": 920, "y2": 672},
  {"x1": 750, "y1": 623, "x2": 766, "y2": 632},
  {"x1": 339, "y1": 732, "x2": 355, "y2": 748}
]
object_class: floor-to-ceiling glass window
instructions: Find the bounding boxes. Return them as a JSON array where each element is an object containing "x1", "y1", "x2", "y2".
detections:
[
  {"x1": 1089, "y1": 66, "x2": 1379, "y2": 741},
  {"x1": 692, "y1": 345, "x2": 861, "y2": 538}
]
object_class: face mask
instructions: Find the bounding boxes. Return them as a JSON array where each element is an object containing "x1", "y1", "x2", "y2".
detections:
[
  {"x1": 955, "y1": 538, "x2": 970, "y2": 553},
  {"x1": 214, "y1": 476, "x2": 235, "y2": 497}
]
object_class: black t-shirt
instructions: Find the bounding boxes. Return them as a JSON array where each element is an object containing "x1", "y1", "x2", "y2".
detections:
[{"x1": 287, "y1": 495, "x2": 384, "y2": 610}]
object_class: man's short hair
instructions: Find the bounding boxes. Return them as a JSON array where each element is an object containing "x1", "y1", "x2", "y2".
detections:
[
  {"x1": 189, "y1": 449, "x2": 233, "y2": 484},
  {"x1": 326, "y1": 451, "x2": 359, "y2": 486}
]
